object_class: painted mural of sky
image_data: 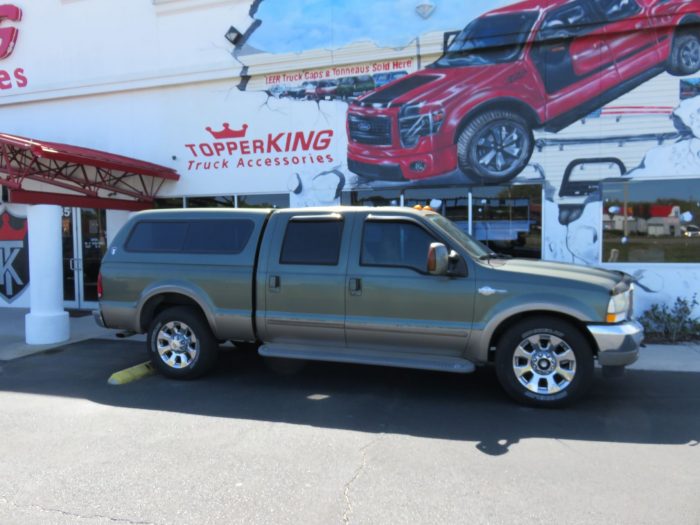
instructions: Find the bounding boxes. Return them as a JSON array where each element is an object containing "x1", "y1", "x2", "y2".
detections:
[{"x1": 248, "y1": 0, "x2": 513, "y2": 54}]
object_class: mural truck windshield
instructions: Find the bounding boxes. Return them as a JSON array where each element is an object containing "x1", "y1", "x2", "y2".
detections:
[{"x1": 434, "y1": 12, "x2": 538, "y2": 67}]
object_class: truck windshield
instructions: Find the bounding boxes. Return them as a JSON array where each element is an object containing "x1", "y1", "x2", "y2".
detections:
[
  {"x1": 425, "y1": 213, "x2": 492, "y2": 259},
  {"x1": 433, "y1": 12, "x2": 537, "y2": 68}
]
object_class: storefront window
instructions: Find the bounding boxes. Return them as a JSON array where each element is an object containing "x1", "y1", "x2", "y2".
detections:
[
  {"x1": 238, "y1": 193, "x2": 290, "y2": 209},
  {"x1": 341, "y1": 189, "x2": 400, "y2": 207},
  {"x1": 186, "y1": 196, "x2": 235, "y2": 208},
  {"x1": 472, "y1": 184, "x2": 542, "y2": 259},
  {"x1": 155, "y1": 198, "x2": 185, "y2": 208},
  {"x1": 602, "y1": 179, "x2": 700, "y2": 263},
  {"x1": 404, "y1": 187, "x2": 470, "y2": 221}
]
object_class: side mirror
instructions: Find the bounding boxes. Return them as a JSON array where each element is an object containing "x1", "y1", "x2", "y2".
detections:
[{"x1": 427, "y1": 242, "x2": 449, "y2": 275}]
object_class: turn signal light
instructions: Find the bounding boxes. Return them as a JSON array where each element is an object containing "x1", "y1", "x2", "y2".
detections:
[{"x1": 97, "y1": 272, "x2": 103, "y2": 300}]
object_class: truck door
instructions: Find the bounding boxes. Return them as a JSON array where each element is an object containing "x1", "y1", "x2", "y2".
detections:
[
  {"x1": 530, "y1": 0, "x2": 621, "y2": 120},
  {"x1": 345, "y1": 213, "x2": 474, "y2": 357},
  {"x1": 594, "y1": 0, "x2": 663, "y2": 82},
  {"x1": 262, "y1": 212, "x2": 350, "y2": 347}
]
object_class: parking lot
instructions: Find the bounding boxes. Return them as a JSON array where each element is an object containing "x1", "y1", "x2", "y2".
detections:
[{"x1": 0, "y1": 339, "x2": 699, "y2": 525}]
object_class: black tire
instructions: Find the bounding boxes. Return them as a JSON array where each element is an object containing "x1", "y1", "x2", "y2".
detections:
[
  {"x1": 147, "y1": 306, "x2": 218, "y2": 379},
  {"x1": 495, "y1": 317, "x2": 594, "y2": 408},
  {"x1": 668, "y1": 33, "x2": 700, "y2": 76},
  {"x1": 457, "y1": 109, "x2": 534, "y2": 184}
]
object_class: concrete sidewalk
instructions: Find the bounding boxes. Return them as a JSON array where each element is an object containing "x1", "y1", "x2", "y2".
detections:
[
  {"x1": 0, "y1": 308, "x2": 145, "y2": 361},
  {"x1": 1, "y1": 308, "x2": 699, "y2": 371}
]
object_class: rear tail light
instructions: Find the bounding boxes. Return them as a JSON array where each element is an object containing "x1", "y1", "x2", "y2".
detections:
[{"x1": 97, "y1": 272, "x2": 103, "y2": 300}]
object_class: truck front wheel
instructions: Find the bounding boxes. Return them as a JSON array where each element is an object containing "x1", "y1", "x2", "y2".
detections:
[
  {"x1": 495, "y1": 317, "x2": 594, "y2": 408},
  {"x1": 457, "y1": 110, "x2": 533, "y2": 184},
  {"x1": 147, "y1": 306, "x2": 218, "y2": 379}
]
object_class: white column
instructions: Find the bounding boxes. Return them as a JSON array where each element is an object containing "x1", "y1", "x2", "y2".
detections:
[
  {"x1": 106, "y1": 209, "x2": 131, "y2": 248},
  {"x1": 25, "y1": 204, "x2": 69, "y2": 345}
]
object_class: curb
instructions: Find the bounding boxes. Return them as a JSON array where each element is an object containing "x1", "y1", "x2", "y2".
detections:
[{"x1": 108, "y1": 361, "x2": 155, "y2": 385}]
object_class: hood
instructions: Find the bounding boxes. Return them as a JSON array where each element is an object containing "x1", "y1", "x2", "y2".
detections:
[
  {"x1": 490, "y1": 259, "x2": 621, "y2": 291},
  {"x1": 354, "y1": 65, "x2": 509, "y2": 109}
]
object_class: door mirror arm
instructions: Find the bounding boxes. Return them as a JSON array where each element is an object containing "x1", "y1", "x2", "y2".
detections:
[{"x1": 446, "y1": 250, "x2": 468, "y2": 278}]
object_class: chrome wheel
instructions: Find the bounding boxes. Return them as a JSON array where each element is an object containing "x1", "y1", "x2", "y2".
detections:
[
  {"x1": 680, "y1": 38, "x2": 700, "y2": 70},
  {"x1": 512, "y1": 333, "x2": 577, "y2": 396},
  {"x1": 156, "y1": 321, "x2": 199, "y2": 369},
  {"x1": 472, "y1": 122, "x2": 527, "y2": 177}
]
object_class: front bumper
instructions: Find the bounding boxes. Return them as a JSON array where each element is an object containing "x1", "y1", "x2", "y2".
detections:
[{"x1": 586, "y1": 320, "x2": 644, "y2": 367}]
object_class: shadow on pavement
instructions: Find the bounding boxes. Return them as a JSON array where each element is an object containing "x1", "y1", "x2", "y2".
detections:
[{"x1": 1, "y1": 339, "x2": 698, "y2": 455}]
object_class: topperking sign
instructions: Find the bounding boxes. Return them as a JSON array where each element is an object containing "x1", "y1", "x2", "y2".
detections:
[{"x1": 0, "y1": 210, "x2": 29, "y2": 302}]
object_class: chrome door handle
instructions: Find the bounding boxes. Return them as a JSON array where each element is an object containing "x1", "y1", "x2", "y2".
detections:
[
  {"x1": 269, "y1": 275, "x2": 281, "y2": 292},
  {"x1": 478, "y1": 286, "x2": 507, "y2": 296},
  {"x1": 349, "y1": 278, "x2": 362, "y2": 296}
]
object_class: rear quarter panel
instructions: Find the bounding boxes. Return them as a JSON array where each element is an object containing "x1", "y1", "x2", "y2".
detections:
[{"x1": 100, "y1": 210, "x2": 269, "y2": 340}]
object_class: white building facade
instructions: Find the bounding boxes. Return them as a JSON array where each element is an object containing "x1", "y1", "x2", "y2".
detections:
[{"x1": 1, "y1": 0, "x2": 699, "y2": 325}]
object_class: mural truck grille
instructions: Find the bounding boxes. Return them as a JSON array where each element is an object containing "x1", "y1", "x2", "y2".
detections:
[{"x1": 348, "y1": 115, "x2": 392, "y2": 146}]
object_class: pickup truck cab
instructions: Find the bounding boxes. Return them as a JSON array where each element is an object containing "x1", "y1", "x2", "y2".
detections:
[{"x1": 96, "y1": 206, "x2": 643, "y2": 407}]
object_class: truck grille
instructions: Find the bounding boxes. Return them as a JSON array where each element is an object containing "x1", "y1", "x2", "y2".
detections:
[{"x1": 348, "y1": 115, "x2": 392, "y2": 146}]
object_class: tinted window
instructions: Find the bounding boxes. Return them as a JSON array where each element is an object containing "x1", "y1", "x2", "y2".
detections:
[
  {"x1": 126, "y1": 222, "x2": 188, "y2": 252},
  {"x1": 435, "y1": 12, "x2": 537, "y2": 67},
  {"x1": 184, "y1": 220, "x2": 254, "y2": 254},
  {"x1": 592, "y1": 0, "x2": 640, "y2": 22},
  {"x1": 362, "y1": 221, "x2": 436, "y2": 272},
  {"x1": 126, "y1": 219, "x2": 254, "y2": 254},
  {"x1": 538, "y1": 3, "x2": 596, "y2": 41},
  {"x1": 280, "y1": 220, "x2": 344, "y2": 265}
]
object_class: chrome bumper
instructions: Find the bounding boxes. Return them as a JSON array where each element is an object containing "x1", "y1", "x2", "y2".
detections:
[{"x1": 586, "y1": 320, "x2": 644, "y2": 367}]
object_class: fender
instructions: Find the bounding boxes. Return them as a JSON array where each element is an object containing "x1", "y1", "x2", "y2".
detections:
[
  {"x1": 136, "y1": 281, "x2": 219, "y2": 336},
  {"x1": 450, "y1": 95, "x2": 543, "y2": 144},
  {"x1": 466, "y1": 299, "x2": 599, "y2": 364}
]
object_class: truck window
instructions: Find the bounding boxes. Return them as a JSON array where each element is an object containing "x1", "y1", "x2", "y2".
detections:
[
  {"x1": 361, "y1": 221, "x2": 436, "y2": 273},
  {"x1": 183, "y1": 220, "x2": 254, "y2": 254},
  {"x1": 125, "y1": 219, "x2": 254, "y2": 254},
  {"x1": 280, "y1": 220, "x2": 344, "y2": 265}
]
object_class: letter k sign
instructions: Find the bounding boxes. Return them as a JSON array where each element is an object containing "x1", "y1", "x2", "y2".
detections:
[{"x1": 0, "y1": 5, "x2": 22, "y2": 60}]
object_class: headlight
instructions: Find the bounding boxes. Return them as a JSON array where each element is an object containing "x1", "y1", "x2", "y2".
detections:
[
  {"x1": 399, "y1": 103, "x2": 445, "y2": 148},
  {"x1": 606, "y1": 284, "x2": 633, "y2": 323}
]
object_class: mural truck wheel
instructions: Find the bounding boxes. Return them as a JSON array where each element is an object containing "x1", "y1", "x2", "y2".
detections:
[
  {"x1": 668, "y1": 33, "x2": 700, "y2": 76},
  {"x1": 495, "y1": 317, "x2": 594, "y2": 408},
  {"x1": 457, "y1": 110, "x2": 533, "y2": 184}
]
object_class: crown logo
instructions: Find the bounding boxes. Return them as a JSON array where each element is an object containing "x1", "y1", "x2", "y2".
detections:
[
  {"x1": 205, "y1": 123, "x2": 249, "y2": 140},
  {"x1": 0, "y1": 212, "x2": 27, "y2": 242}
]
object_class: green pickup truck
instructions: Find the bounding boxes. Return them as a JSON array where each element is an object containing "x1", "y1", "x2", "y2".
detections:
[{"x1": 95, "y1": 206, "x2": 642, "y2": 407}]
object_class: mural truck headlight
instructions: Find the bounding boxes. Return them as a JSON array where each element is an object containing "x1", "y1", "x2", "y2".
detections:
[
  {"x1": 607, "y1": 285, "x2": 633, "y2": 324},
  {"x1": 398, "y1": 104, "x2": 445, "y2": 148}
]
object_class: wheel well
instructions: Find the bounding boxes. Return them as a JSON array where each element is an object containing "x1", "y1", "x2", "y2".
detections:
[
  {"x1": 454, "y1": 99, "x2": 541, "y2": 144},
  {"x1": 139, "y1": 293, "x2": 207, "y2": 332},
  {"x1": 486, "y1": 311, "x2": 599, "y2": 363},
  {"x1": 676, "y1": 15, "x2": 700, "y2": 38}
]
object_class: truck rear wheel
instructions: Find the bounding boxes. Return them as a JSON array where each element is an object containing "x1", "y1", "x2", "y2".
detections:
[
  {"x1": 147, "y1": 306, "x2": 218, "y2": 379},
  {"x1": 668, "y1": 33, "x2": 700, "y2": 76},
  {"x1": 495, "y1": 317, "x2": 594, "y2": 408},
  {"x1": 457, "y1": 110, "x2": 533, "y2": 184}
]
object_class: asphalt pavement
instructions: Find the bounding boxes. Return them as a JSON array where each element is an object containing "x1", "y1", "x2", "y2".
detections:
[{"x1": 0, "y1": 339, "x2": 698, "y2": 525}]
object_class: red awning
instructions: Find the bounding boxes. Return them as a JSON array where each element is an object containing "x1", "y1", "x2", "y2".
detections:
[{"x1": 0, "y1": 133, "x2": 180, "y2": 211}]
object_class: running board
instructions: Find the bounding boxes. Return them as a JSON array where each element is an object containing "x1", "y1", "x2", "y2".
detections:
[{"x1": 258, "y1": 344, "x2": 475, "y2": 374}]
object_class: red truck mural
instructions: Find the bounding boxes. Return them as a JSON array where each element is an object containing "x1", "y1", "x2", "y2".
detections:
[{"x1": 347, "y1": 0, "x2": 700, "y2": 185}]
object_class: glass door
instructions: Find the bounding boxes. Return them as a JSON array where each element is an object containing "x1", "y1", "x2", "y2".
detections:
[{"x1": 62, "y1": 207, "x2": 108, "y2": 310}]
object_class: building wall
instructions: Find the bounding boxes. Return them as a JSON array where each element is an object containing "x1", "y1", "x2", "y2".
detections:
[{"x1": 1, "y1": 0, "x2": 699, "y2": 315}]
